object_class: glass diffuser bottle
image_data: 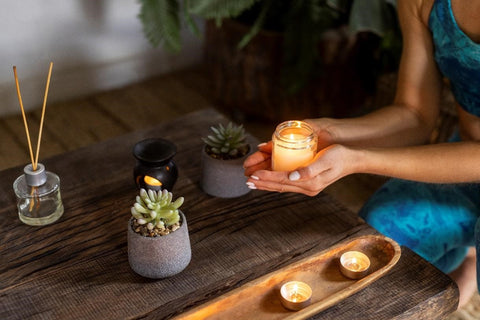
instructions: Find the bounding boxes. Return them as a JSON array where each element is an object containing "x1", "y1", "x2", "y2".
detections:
[{"x1": 13, "y1": 163, "x2": 64, "y2": 226}]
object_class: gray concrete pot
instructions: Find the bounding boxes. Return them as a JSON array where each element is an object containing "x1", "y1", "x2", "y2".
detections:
[
  {"x1": 127, "y1": 211, "x2": 191, "y2": 279},
  {"x1": 200, "y1": 145, "x2": 251, "y2": 198}
]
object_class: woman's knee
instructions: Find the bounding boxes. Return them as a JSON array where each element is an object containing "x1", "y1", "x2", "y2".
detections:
[{"x1": 359, "y1": 179, "x2": 479, "y2": 263}]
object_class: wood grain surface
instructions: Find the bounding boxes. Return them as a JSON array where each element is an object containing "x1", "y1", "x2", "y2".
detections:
[{"x1": 0, "y1": 109, "x2": 458, "y2": 320}]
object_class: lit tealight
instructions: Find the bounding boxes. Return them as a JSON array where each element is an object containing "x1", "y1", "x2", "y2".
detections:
[
  {"x1": 340, "y1": 251, "x2": 370, "y2": 279},
  {"x1": 144, "y1": 175, "x2": 162, "y2": 187},
  {"x1": 280, "y1": 281, "x2": 312, "y2": 311}
]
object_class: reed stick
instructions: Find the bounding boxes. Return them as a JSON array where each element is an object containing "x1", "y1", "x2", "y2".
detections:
[
  {"x1": 13, "y1": 66, "x2": 35, "y2": 168},
  {"x1": 34, "y1": 62, "x2": 53, "y2": 170},
  {"x1": 14, "y1": 63, "x2": 54, "y2": 213}
]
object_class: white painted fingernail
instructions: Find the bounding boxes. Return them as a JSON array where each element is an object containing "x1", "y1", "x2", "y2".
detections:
[
  {"x1": 257, "y1": 142, "x2": 267, "y2": 147},
  {"x1": 250, "y1": 175, "x2": 259, "y2": 180},
  {"x1": 246, "y1": 182, "x2": 257, "y2": 189},
  {"x1": 289, "y1": 171, "x2": 300, "y2": 181}
]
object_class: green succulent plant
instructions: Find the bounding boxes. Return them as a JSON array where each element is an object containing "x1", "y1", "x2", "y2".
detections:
[
  {"x1": 131, "y1": 188, "x2": 184, "y2": 236},
  {"x1": 202, "y1": 122, "x2": 249, "y2": 159}
]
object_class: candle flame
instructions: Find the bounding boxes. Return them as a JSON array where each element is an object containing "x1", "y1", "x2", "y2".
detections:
[
  {"x1": 292, "y1": 284, "x2": 298, "y2": 302},
  {"x1": 289, "y1": 284, "x2": 304, "y2": 302},
  {"x1": 347, "y1": 257, "x2": 362, "y2": 271}
]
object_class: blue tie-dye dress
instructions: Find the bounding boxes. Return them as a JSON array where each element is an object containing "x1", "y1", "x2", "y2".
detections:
[{"x1": 359, "y1": 0, "x2": 480, "y2": 286}]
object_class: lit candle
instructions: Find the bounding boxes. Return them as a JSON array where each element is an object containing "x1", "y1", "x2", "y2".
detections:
[
  {"x1": 280, "y1": 281, "x2": 312, "y2": 311},
  {"x1": 272, "y1": 121, "x2": 317, "y2": 172},
  {"x1": 339, "y1": 251, "x2": 371, "y2": 279}
]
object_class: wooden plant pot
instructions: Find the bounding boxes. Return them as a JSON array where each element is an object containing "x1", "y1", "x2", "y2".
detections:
[{"x1": 127, "y1": 211, "x2": 191, "y2": 279}]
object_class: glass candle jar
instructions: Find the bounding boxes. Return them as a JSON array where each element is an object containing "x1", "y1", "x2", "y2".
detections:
[
  {"x1": 13, "y1": 163, "x2": 64, "y2": 226},
  {"x1": 133, "y1": 138, "x2": 178, "y2": 192},
  {"x1": 272, "y1": 120, "x2": 318, "y2": 171}
]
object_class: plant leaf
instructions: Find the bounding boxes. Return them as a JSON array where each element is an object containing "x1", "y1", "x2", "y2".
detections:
[
  {"x1": 349, "y1": 0, "x2": 392, "y2": 36},
  {"x1": 183, "y1": 0, "x2": 201, "y2": 37},
  {"x1": 139, "y1": 0, "x2": 181, "y2": 52},
  {"x1": 326, "y1": 0, "x2": 351, "y2": 13},
  {"x1": 188, "y1": 0, "x2": 260, "y2": 18},
  {"x1": 172, "y1": 197, "x2": 184, "y2": 209}
]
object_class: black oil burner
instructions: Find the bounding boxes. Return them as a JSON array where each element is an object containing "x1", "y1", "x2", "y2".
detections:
[{"x1": 133, "y1": 138, "x2": 178, "y2": 191}]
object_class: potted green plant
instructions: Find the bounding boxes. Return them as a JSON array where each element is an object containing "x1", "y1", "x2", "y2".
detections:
[
  {"x1": 201, "y1": 122, "x2": 253, "y2": 198},
  {"x1": 138, "y1": 0, "x2": 401, "y2": 120},
  {"x1": 128, "y1": 188, "x2": 191, "y2": 279}
]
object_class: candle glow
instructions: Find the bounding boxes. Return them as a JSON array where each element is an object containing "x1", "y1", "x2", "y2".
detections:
[
  {"x1": 340, "y1": 251, "x2": 370, "y2": 279},
  {"x1": 280, "y1": 281, "x2": 312, "y2": 311},
  {"x1": 272, "y1": 121, "x2": 317, "y2": 172},
  {"x1": 289, "y1": 284, "x2": 306, "y2": 302}
]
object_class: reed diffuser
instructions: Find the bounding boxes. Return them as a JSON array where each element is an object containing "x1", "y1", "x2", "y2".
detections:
[{"x1": 12, "y1": 62, "x2": 64, "y2": 226}]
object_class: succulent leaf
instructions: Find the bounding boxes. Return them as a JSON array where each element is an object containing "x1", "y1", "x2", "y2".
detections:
[
  {"x1": 210, "y1": 126, "x2": 221, "y2": 135},
  {"x1": 172, "y1": 197, "x2": 184, "y2": 209},
  {"x1": 148, "y1": 189, "x2": 156, "y2": 202},
  {"x1": 165, "y1": 213, "x2": 180, "y2": 225},
  {"x1": 150, "y1": 210, "x2": 157, "y2": 219},
  {"x1": 134, "y1": 203, "x2": 149, "y2": 214},
  {"x1": 202, "y1": 122, "x2": 248, "y2": 158},
  {"x1": 207, "y1": 135, "x2": 222, "y2": 143},
  {"x1": 131, "y1": 207, "x2": 143, "y2": 219},
  {"x1": 131, "y1": 188, "x2": 183, "y2": 228}
]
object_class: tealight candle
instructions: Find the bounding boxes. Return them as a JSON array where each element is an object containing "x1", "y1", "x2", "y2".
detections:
[
  {"x1": 272, "y1": 121, "x2": 317, "y2": 172},
  {"x1": 339, "y1": 251, "x2": 371, "y2": 279},
  {"x1": 280, "y1": 281, "x2": 312, "y2": 311}
]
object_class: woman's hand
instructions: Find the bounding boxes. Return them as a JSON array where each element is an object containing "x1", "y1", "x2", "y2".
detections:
[
  {"x1": 244, "y1": 144, "x2": 359, "y2": 196},
  {"x1": 243, "y1": 141, "x2": 273, "y2": 177}
]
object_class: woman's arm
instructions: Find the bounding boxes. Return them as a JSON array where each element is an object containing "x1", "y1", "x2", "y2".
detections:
[
  {"x1": 358, "y1": 142, "x2": 480, "y2": 183},
  {"x1": 245, "y1": 140, "x2": 480, "y2": 196},
  {"x1": 308, "y1": 0, "x2": 443, "y2": 148}
]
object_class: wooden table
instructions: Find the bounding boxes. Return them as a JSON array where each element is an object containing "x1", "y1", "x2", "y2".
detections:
[{"x1": 0, "y1": 108, "x2": 458, "y2": 319}]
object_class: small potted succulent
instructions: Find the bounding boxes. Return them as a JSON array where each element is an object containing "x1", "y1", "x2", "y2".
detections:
[
  {"x1": 201, "y1": 122, "x2": 252, "y2": 198},
  {"x1": 128, "y1": 188, "x2": 191, "y2": 279}
]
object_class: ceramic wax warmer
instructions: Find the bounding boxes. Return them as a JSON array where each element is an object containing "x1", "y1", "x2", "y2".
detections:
[{"x1": 133, "y1": 138, "x2": 178, "y2": 191}]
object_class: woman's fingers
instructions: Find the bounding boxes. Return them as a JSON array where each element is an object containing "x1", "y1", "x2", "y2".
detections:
[
  {"x1": 243, "y1": 141, "x2": 273, "y2": 176},
  {"x1": 246, "y1": 170, "x2": 324, "y2": 196},
  {"x1": 244, "y1": 157, "x2": 271, "y2": 176},
  {"x1": 244, "y1": 150, "x2": 270, "y2": 168}
]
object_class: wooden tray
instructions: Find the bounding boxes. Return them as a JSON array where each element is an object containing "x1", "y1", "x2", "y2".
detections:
[{"x1": 175, "y1": 235, "x2": 401, "y2": 320}]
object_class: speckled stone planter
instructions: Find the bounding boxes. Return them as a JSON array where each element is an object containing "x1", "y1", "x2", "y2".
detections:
[
  {"x1": 200, "y1": 145, "x2": 252, "y2": 198},
  {"x1": 127, "y1": 211, "x2": 191, "y2": 279}
]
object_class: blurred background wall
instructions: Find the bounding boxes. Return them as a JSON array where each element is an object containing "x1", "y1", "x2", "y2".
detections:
[{"x1": 0, "y1": 0, "x2": 203, "y2": 116}]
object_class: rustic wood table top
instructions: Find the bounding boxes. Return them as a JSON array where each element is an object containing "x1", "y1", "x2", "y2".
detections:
[{"x1": 0, "y1": 108, "x2": 458, "y2": 319}]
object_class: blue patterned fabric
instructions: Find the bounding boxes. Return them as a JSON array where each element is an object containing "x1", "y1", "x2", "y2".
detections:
[
  {"x1": 429, "y1": 0, "x2": 480, "y2": 116},
  {"x1": 359, "y1": 180, "x2": 480, "y2": 273},
  {"x1": 359, "y1": 129, "x2": 480, "y2": 287}
]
